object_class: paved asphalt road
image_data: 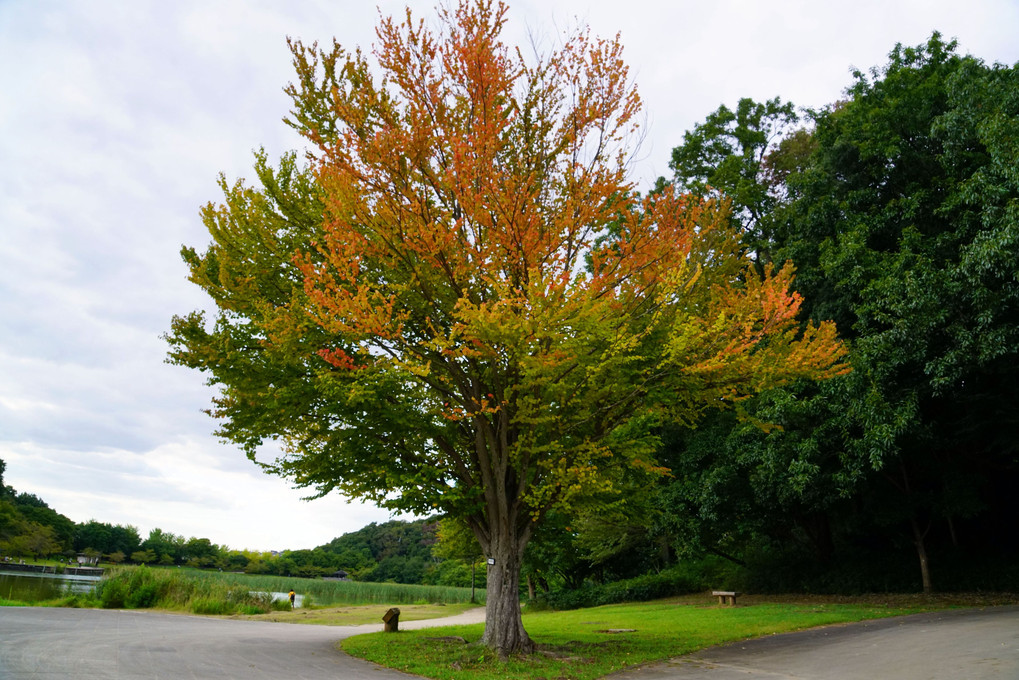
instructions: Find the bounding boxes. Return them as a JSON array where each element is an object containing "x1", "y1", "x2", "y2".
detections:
[
  {"x1": 2, "y1": 605, "x2": 1017, "y2": 679},
  {"x1": 608, "y1": 606, "x2": 1019, "y2": 680}
]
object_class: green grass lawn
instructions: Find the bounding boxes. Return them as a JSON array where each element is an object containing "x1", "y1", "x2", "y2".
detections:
[{"x1": 341, "y1": 592, "x2": 1017, "y2": 680}]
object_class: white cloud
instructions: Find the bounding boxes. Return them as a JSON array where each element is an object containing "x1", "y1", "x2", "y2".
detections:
[{"x1": 1, "y1": 439, "x2": 390, "y2": 551}]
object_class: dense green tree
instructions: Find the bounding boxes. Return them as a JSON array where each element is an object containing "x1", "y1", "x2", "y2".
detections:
[
  {"x1": 181, "y1": 537, "x2": 222, "y2": 567},
  {"x1": 0, "y1": 501, "x2": 28, "y2": 554},
  {"x1": 221, "y1": 550, "x2": 250, "y2": 572},
  {"x1": 141, "y1": 528, "x2": 186, "y2": 565},
  {"x1": 663, "y1": 96, "x2": 800, "y2": 258},
  {"x1": 131, "y1": 549, "x2": 157, "y2": 564},
  {"x1": 273, "y1": 548, "x2": 341, "y2": 577},
  {"x1": 318, "y1": 519, "x2": 439, "y2": 581},
  {"x1": 4, "y1": 523, "x2": 61, "y2": 559},
  {"x1": 0, "y1": 481, "x2": 73, "y2": 557},
  {"x1": 778, "y1": 34, "x2": 1019, "y2": 592},
  {"x1": 12, "y1": 495, "x2": 75, "y2": 551},
  {"x1": 661, "y1": 34, "x2": 1019, "y2": 594},
  {"x1": 433, "y1": 518, "x2": 486, "y2": 597},
  {"x1": 73, "y1": 521, "x2": 113, "y2": 555}
]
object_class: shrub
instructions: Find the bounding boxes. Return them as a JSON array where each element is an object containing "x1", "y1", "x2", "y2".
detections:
[
  {"x1": 126, "y1": 583, "x2": 160, "y2": 608},
  {"x1": 190, "y1": 596, "x2": 232, "y2": 615},
  {"x1": 534, "y1": 562, "x2": 711, "y2": 610},
  {"x1": 270, "y1": 596, "x2": 293, "y2": 611},
  {"x1": 99, "y1": 580, "x2": 128, "y2": 609}
]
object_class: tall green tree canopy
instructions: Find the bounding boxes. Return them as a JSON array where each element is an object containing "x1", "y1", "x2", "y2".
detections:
[
  {"x1": 660, "y1": 34, "x2": 1019, "y2": 594},
  {"x1": 166, "y1": 0, "x2": 846, "y2": 653},
  {"x1": 665, "y1": 96, "x2": 799, "y2": 255}
]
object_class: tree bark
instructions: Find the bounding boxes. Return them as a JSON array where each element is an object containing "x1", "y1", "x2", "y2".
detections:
[
  {"x1": 480, "y1": 530, "x2": 535, "y2": 658},
  {"x1": 910, "y1": 516, "x2": 933, "y2": 595},
  {"x1": 897, "y1": 464, "x2": 933, "y2": 595}
]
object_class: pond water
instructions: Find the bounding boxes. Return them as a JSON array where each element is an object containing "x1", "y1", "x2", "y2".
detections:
[
  {"x1": 0, "y1": 571, "x2": 100, "y2": 603},
  {"x1": 265, "y1": 590, "x2": 305, "y2": 608}
]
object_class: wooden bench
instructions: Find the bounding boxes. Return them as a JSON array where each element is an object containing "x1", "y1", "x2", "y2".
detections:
[{"x1": 712, "y1": 590, "x2": 741, "y2": 606}]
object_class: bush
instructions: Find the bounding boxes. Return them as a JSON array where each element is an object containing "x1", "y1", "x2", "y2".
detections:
[
  {"x1": 126, "y1": 583, "x2": 160, "y2": 608},
  {"x1": 534, "y1": 562, "x2": 708, "y2": 611},
  {"x1": 98, "y1": 579, "x2": 128, "y2": 609},
  {"x1": 270, "y1": 596, "x2": 293, "y2": 611},
  {"x1": 190, "y1": 596, "x2": 232, "y2": 615}
]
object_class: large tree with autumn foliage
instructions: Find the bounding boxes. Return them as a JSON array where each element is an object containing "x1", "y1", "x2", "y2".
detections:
[{"x1": 166, "y1": 1, "x2": 846, "y2": 655}]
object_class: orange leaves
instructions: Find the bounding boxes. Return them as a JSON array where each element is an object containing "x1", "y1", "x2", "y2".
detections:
[
  {"x1": 289, "y1": 0, "x2": 655, "y2": 371},
  {"x1": 278, "y1": 0, "x2": 849, "y2": 524},
  {"x1": 298, "y1": 0, "x2": 642, "y2": 306},
  {"x1": 659, "y1": 260, "x2": 850, "y2": 402},
  {"x1": 317, "y1": 347, "x2": 359, "y2": 370}
]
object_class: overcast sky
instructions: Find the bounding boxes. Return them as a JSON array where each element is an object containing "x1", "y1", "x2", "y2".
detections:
[{"x1": 2, "y1": 0, "x2": 1017, "y2": 553}]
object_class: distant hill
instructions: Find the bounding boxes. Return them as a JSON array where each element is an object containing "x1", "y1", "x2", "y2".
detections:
[{"x1": 317, "y1": 517, "x2": 440, "y2": 583}]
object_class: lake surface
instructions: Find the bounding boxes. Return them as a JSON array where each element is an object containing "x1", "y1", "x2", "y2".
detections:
[{"x1": 0, "y1": 571, "x2": 100, "y2": 602}]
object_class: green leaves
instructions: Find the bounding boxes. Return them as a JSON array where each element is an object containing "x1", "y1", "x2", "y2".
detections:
[{"x1": 666, "y1": 96, "x2": 799, "y2": 255}]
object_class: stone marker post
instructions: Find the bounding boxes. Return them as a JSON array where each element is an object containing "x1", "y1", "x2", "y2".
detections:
[{"x1": 383, "y1": 607, "x2": 400, "y2": 632}]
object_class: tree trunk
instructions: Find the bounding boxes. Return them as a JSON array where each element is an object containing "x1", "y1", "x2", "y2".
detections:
[
  {"x1": 910, "y1": 516, "x2": 933, "y2": 595},
  {"x1": 897, "y1": 464, "x2": 933, "y2": 595},
  {"x1": 480, "y1": 530, "x2": 535, "y2": 657}
]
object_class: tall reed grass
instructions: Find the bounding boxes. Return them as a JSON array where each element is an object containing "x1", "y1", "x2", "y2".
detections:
[
  {"x1": 93, "y1": 566, "x2": 292, "y2": 615},
  {"x1": 193, "y1": 569, "x2": 485, "y2": 605},
  {"x1": 91, "y1": 566, "x2": 484, "y2": 614}
]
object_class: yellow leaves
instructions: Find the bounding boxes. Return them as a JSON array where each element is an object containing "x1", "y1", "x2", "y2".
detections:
[
  {"x1": 658, "y1": 259, "x2": 850, "y2": 403},
  {"x1": 523, "y1": 442, "x2": 618, "y2": 515},
  {"x1": 271, "y1": 0, "x2": 851, "y2": 525}
]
